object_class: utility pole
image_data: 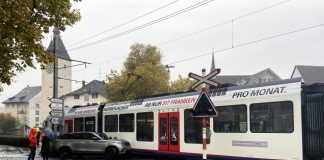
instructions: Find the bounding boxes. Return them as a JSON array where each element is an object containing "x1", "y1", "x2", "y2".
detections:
[
  {"x1": 53, "y1": 27, "x2": 59, "y2": 133},
  {"x1": 53, "y1": 27, "x2": 58, "y2": 99}
]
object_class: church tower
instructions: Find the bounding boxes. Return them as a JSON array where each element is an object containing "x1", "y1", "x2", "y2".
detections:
[
  {"x1": 40, "y1": 27, "x2": 72, "y2": 123},
  {"x1": 210, "y1": 51, "x2": 216, "y2": 73}
]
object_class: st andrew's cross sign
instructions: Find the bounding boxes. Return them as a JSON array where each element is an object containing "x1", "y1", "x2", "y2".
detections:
[
  {"x1": 188, "y1": 68, "x2": 221, "y2": 90},
  {"x1": 188, "y1": 68, "x2": 221, "y2": 117}
]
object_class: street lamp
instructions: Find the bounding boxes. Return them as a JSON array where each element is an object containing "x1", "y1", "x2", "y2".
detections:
[
  {"x1": 165, "y1": 65, "x2": 175, "y2": 93},
  {"x1": 165, "y1": 64, "x2": 175, "y2": 73}
]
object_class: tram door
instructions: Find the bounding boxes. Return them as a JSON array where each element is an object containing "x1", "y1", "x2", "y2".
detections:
[{"x1": 158, "y1": 112, "x2": 180, "y2": 152}]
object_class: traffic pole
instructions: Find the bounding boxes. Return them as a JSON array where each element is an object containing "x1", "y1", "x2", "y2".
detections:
[{"x1": 201, "y1": 69, "x2": 207, "y2": 160}]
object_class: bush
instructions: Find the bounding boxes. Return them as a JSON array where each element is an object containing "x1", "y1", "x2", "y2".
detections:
[
  {"x1": 0, "y1": 136, "x2": 29, "y2": 147},
  {"x1": 0, "y1": 113, "x2": 19, "y2": 135}
]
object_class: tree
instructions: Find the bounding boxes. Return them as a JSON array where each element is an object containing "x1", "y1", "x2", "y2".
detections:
[
  {"x1": 170, "y1": 75, "x2": 195, "y2": 93},
  {"x1": 106, "y1": 43, "x2": 169, "y2": 102},
  {"x1": 0, "y1": 113, "x2": 19, "y2": 135},
  {"x1": 0, "y1": 0, "x2": 81, "y2": 91}
]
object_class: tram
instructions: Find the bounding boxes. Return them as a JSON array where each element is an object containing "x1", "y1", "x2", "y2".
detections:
[{"x1": 62, "y1": 78, "x2": 324, "y2": 160}]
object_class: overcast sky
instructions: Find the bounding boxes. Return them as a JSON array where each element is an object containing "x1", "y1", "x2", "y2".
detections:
[{"x1": 1, "y1": 0, "x2": 324, "y2": 108}]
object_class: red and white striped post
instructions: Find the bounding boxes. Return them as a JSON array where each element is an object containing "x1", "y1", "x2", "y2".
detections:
[{"x1": 201, "y1": 69, "x2": 208, "y2": 160}]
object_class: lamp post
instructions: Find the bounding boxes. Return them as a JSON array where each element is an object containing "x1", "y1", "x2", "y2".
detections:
[{"x1": 165, "y1": 65, "x2": 175, "y2": 93}]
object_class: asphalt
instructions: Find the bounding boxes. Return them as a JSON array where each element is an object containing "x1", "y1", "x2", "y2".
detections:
[
  {"x1": 0, "y1": 145, "x2": 155, "y2": 160},
  {"x1": 0, "y1": 144, "x2": 44, "y2": 160}
]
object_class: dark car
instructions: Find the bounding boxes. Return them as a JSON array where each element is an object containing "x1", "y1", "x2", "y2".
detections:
[{"x1": 53, "y1": 132, "x2": 131, "y2": 159}]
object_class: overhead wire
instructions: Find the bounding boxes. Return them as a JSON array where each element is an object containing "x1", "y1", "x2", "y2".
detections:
[
  {"x1": 159, "y1": 0, "x2": 292, "y2": 46},
  {"x1": 72, "y1": 0, "x2": 294, "y2": 73},
  {"x1": 67, "y1": 0, "x2": 180, "y2": 47},
  {"x1": 167, "y1": 23, "x2": 324, "y2": 65},
  {"x1": 67, "y1": 0, "x2": 216, "y2": 52},
  {"x1": 56, "y1": 77, "x2": 87, "y2": 83}
]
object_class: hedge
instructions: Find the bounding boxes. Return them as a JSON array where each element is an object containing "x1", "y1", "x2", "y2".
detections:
[{"x1": 0, "y1": 136, "x2": 29, "y2": 147}]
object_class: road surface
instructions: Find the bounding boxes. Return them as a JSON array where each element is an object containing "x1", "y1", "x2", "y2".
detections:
[{"x1": 0, "y1": 145, "x2": 155, "y2": 160}]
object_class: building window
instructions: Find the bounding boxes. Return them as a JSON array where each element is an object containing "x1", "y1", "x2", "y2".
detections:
[
  {"x1": 137, "y1": 112, "x2": 154, "y2": 141},
  {"x1": 36, "y1": 110, "x2": 39, "y2": 115},
  {"x1": 184, "y1": 109, "x2": 210, "y2": 144},
  {"x1": 119, "y1": 113, "x2": 134, "y2": 132},
  {"x1": 35, "y1": 117, "x2": 39, "y2": 122},
  {"x1": 250, "y1": 101, "x2": 294, "y2": 133},
  {"x1": 36, "y1": 104, "x2": 39, "y2": 109},
  {"x1": 214, "y1": 105, "x2": 247, "y2": 133},
  {"x1": 92, "y1": 93, "x2": 99, "y2": 99},
  {"x1": 74, "y1": 117, "x2": 84, "y2": 132},
  {"x1": 74, "y1": 95, "x2": 80, "y2": 99},
  {"x1": 85, "y1": 116, "x2": 96, "y2": 132},
  {"x1": 84, "y1": 94, "x2": 89, "y2": 102},
  {"x1": 104, "y1": 115, "x2": 118, "y2": 132}
]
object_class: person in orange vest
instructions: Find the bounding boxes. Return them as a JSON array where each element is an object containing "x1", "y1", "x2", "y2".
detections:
[{"x1": 28, "y1": 128, "x2": 38, "y2": 160}]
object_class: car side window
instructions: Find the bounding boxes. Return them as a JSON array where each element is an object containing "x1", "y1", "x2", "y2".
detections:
[
  {"x1": 73, "y1": 133, "x2": 83, "y2": 139},
  {"x1": 60, "y1": 134, "x2": 73, "y2": 139},
  {"x1": 82, "y1": 133, "x2": 97, "y2": 140}
]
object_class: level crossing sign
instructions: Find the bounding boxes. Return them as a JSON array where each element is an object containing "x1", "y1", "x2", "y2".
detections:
[
  {"x1": 191, "y1": 91, "x2": 218, "y2": 117},
  {"x1": 188, "y1": 68, "x2": 221, "y2": 118},
  {"x1": 188, "y1": 68, "x2": 221, "y2": 90},
  {"x1": 188, "y1": 68, "x2": 221, "y2": 160}
]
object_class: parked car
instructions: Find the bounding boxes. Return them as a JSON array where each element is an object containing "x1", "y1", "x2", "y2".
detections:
[{"x1": 53, "y1": 132, "x2": 131, "y2": 159}]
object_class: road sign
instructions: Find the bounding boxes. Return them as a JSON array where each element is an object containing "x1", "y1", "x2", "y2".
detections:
[
  {"x1": 189, "y1": 68, "x2": 221, "y2": 89},
  {"x1": 50, "y1": 98, "x2": 63, "y2": 104},
  {"x1": 191, "y1": 91, "x2": 218, "y2": 117},
  {"x1": 51, "y1": 118, "x2": 60, "y2": 124},
  {"x1": 49, "y1": 102, "x2": 63, "y2": 110},
  {"x1": 50, "y1": 110, "x2": 62, "y2": 117}
]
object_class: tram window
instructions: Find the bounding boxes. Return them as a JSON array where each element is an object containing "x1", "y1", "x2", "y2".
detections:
[
  {"x1": 137, "y1": 112, "x2": 154, "y2": 142},
  {"x1": 160, "y1": 118, "x2": 167, "y2": 145},
  {"x1": 119, "y1": 113, "x2": 134, "y2": 132},
  {"x1": 105, "y1": 115, "x2": 118, "y2": 132},
  {"x1": 213, "y1": 105, "x2": 247, "y2": 133},
  {"x1": 184, "y1": 109, "x2": 210, "y2": 144},
  {"x1": 74, "y1": 117, "x2": 84, "y2": 132},
  {"x1": 170, "y1": 117, "x2": 178, "y2": 145},
  {"x1": 250, "y1": 101, "x2": 294, "y2": 133},
  {"x1": 85, "y1": 116, "x2": 96, "y2": 132}
]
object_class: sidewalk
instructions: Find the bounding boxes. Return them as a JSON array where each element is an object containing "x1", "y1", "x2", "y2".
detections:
[{"x1": 0, "y1": 144, "x2": 45, "y2": 160}]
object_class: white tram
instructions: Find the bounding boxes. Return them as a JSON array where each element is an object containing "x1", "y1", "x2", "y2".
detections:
[{"x1": 63, "y1": 78, "x2": 324, "y2": 160}]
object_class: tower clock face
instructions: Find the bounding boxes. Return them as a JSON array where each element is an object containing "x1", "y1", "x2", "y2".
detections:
[{"x1": 47, "y1": 64, "x2": 53, "y2": 74}]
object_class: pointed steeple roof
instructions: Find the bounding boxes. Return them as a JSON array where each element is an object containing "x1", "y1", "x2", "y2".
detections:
[
  {"x1": 210, "y1": 49, "x2": 215, "y2": 72},
  {"x1": 46, "y1": 27, "x2": 71, "y2": 60}
]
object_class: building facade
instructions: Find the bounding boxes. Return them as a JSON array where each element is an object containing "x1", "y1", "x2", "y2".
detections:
[
  {"x1": 63, "y1": 80, "x2": 107, "y2": 107},
  {"x1": 2, "y1": 86, "x2": 41, "y2": 128}
]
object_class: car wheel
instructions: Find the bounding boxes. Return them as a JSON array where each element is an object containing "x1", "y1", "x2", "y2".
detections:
[
  {"x1": 58, "y1": 147, "x2": 71, "y2": 159},
  {"x1": 105, "y1": 147, "x2": 118, "y2": 160}
]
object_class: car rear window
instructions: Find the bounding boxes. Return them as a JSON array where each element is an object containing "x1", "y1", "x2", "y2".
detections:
[{"x1": 59, "y1": 134, "x2": 73, "y2": 139}]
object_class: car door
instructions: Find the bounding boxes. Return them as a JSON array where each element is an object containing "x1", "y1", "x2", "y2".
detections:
[
  {"x1": 71, "y1": 133, "x2": 84, "y2": 153},
  {"x1": 82, "y1": 133, "x2": 105, "y2": 153}
]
